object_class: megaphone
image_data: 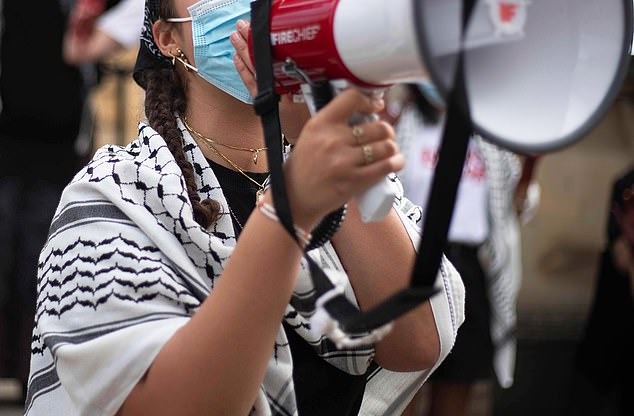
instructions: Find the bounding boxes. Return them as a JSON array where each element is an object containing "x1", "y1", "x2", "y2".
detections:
[
  {"x1": 247, "y1": 0, "x2": 633, "y2": 345},
  {"x1": 250, "y1": 0, "x2": 633, "y2": 153}
]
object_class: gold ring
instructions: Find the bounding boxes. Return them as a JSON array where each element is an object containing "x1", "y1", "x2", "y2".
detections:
[
  {"x1": 352, "y1": 126, "x2": 364, "y2": 145},
  {"x1": 362, "y1": 144, "x2": 374, "y2": 165}
]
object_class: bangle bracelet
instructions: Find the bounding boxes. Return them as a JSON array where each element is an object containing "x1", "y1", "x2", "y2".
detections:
[{"x1": 257, "y1": 201, "x2": 312, "y2": 248}]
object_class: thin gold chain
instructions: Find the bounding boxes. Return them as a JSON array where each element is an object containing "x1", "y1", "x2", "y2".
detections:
[
  {"x1": 227, "y1": 205, "x2": 244, "y2": 230},
  {"x1": 182, "y1": 119, "x2": 270, "y2": 205},
  {"x1": 183, "y1": 116, "x2": 267, "y2": 165}
]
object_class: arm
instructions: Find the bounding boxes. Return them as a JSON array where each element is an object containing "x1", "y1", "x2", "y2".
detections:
[
  {"x1": 119, "y1": 202, "x2": 307, "y2": 416},
  {"x1": 232, "y1": 21, "x2": 440, "y2": 373},
  {"x1": 331, "y1": 201, "x2": 440, "y2": 372},
  {"x1": 63, "y1": 0, "x2": 143, "y2": 65},
  {"x1": 119, "y1": 89, "x2": 402, "y2": 415},
  {"x1": 514, "y1": 154, "x2": 541, "y2": 222},
  {"x1": 63, "y1": 0, "x2": 116, "y2": 65},
  {"x1": 64, "y1": 28, "x2": 125, "y2": 65}
]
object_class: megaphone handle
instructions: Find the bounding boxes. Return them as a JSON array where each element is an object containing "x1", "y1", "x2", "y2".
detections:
[
  {"x1": 309, "y1": 81, "x2": 395, "y2": 223},
  {"x1": 310, "y1": 80, "x2": 336, "y2": 111}
]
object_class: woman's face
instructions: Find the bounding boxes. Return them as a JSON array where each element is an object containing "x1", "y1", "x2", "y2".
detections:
[{"x1": 164, "y1": 0, "x2": 313, "y2": 135}]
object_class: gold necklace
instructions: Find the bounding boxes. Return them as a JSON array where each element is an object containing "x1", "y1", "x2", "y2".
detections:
[
  {"x1": 183, "y1": 116, "x2": 267, "y2": 165},
  {"x1": 227, "y1": 205, "x2": 245, "y2": 230},
  {"x1": 183, "y1": 120, "x2": 270, "y2": 206}
]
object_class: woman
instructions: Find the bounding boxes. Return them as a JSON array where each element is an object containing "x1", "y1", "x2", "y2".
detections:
[{"x1": 25, "y1": 1, "x2": 464, "y2": 415}]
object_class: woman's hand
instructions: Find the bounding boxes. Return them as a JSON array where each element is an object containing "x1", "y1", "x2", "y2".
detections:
[
  {"x1": 230, "y1": 20, "x2": 403, "y2": 227},
  {"x1": 231, "y1": 20, "x2": 310, "y2": 142},
  {"x1": 285, "y1": 90, "x2": 404, "y2": 229}
]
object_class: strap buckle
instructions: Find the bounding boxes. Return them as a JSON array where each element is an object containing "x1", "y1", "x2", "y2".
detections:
[
  {"x1": 310, "y1": 284, "x2": 394, "y2": 349},
  {"x1": 253, "y1": 88, "x2": 280, "y2": 116}
]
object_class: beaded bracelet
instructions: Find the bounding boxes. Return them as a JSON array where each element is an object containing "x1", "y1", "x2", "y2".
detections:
[
  {"x1": 257, "y1": 201, "x2": 313, "y2": 248},
  {"x1": 305, "y1": 204, "x2": 347, "y2": 251}
]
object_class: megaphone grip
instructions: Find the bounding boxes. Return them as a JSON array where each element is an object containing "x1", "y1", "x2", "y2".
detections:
[
  {"x1": 356, "y1": 177, "x2": 396, "y2": 223},
  {"x1": 311, "y1": 80, "x2": 336, "y2": 111}
]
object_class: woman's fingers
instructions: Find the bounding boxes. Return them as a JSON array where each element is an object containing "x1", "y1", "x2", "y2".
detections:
[
  {"x1": 317, "y1": 88, "x2": 385, "y2": 124},
  {"x1": 287, "y1": 120, "x2": 402, "y2": 221},
  {"x1": 350, "y1": 139, "x2": 399, "y2": 167},
  {"x1": 355, "y1": 153, "x2": 405, "y2": 188},
  {"x1": 231, "y1": 20, "x2": 258, "y2": 98},
  {"x1": 233, "y1": 52, "x2": 258, "y2": 98},
  {"x1": 345, "y1": 120, "x2": 395, "y2": 146},
  {"x1": 235, "y1": 20, "x2": 255, "y2": 73}
]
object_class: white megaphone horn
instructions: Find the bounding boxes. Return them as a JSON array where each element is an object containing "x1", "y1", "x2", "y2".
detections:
[{"x1": 249, "y1": 0, "x2": 633, "y2": 219}]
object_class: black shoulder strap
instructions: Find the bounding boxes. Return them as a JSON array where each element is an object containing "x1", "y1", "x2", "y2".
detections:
[
  {"x1": 251, "y1": 0, "x2": 292, "y2": 238},
  {"x1": 251, "y1": 0, "x2": 341, "y2": 301},
  {"x1": 250, "y1": 0, "x2": 475, "y2": 335}
]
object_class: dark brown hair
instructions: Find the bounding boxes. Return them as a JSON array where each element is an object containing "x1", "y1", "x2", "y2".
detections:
[{"x1": 137, "y1": 1, "x2": 220, "y2": 228}]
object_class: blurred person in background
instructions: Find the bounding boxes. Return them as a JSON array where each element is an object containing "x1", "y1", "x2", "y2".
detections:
[
  {"x1": 0, "y1": 0, "x2": 138, "y2": 402},
  {"x1": 63, "y1": 0, "x2": 145, "y2": 153},
  {"x1": 63, "y1": 0, "x2": 145, "y2": 66},
  {"x1": 573, "y1": 166, "x2": 634, "y2": 416},
  {"x1": 388, "y1": 84, "x2": 540, "y2": 416},
  {"x1": 0, "y1": 0, "x2": 88, "y2": 401}
]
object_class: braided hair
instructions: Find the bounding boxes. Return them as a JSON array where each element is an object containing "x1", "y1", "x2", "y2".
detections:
[{"x1": 137, "y1": 5, "x2": 220, "y2": 229}]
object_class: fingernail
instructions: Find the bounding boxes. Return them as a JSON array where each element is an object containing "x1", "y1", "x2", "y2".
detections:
[
  {"x1": 237, "y1": 19, "x2": 247, "y2": 29},
  {"x1": 230, "y1": 31, "x2": 240, "y2": 42}
]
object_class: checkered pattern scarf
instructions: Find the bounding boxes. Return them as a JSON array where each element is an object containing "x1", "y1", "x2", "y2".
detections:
[
  {"x1": 475, "y1": 135, "x2": 523, "y2": 388},
  {"x1": 26, "y1": 119, "x2": 465, "y2": 415}
]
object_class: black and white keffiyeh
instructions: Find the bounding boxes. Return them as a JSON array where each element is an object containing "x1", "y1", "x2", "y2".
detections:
[
  {"x1": 26, "y1": 120, "x2": 464, "y2": 415},
  {"x1": 133, "y1": 0, "x2": 170, "y2": 89},
  {"x1": 475, "y1": 136, "x2": 523, "y2": 389}
]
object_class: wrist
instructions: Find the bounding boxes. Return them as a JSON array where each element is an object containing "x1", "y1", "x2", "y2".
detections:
[
  {"x1": 257, "y1": 197, "x2": 313, "y2": 249},
  {"x1": 261, "y1": 192, "x2": 320, "y2": 231}
]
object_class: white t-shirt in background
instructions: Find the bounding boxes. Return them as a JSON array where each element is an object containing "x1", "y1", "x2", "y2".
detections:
[{"x1": 397, "y1": 108, "x2": 490, "y2": 245}]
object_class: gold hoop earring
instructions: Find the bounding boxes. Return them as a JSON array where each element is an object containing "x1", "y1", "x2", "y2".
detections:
[{"x1": 170, "y1": 48, "x2": 192, "y2": 71}]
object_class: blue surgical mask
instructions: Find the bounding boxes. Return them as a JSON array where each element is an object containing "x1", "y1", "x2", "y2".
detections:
[{"x1": 167, "y1": 0, "x2": 253, "y2": 104}]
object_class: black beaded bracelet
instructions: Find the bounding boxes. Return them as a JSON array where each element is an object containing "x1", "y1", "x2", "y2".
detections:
[{"x1": 305, "y1": 204, "x2": 347, "y2": 251}]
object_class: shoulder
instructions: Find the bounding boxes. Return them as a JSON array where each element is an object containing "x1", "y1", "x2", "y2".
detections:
[
  {"x1": 67, "y1": 122, "x2": 187, "y2": 203},
  {"x1": 80, "y1": 123, "x2": 177, "y2": 174}
]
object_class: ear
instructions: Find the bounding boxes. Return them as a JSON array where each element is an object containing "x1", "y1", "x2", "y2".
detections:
[{"x1": 153, "y1": 20, "x2": 178, "y2": 59}]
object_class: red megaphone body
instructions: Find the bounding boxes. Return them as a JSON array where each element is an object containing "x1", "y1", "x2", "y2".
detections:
[
  {"x1": 248, "y1": 0, "x2": 428, "y2": 97},
  {"x1": 249, "y1": 0, "x2": 633, "y2": 154}
]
